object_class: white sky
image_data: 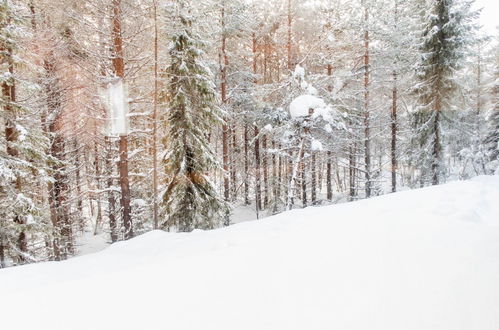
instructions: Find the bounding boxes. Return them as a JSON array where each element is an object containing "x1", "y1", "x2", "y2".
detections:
[{"x1": 474, "y1": 0, "x2": 498, "y2": 35}]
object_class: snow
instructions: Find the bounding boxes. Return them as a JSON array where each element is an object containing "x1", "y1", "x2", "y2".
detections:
[
  {"x1": 311, "y1": 139, "x2": 323, "y2": 151},
  {"x1": 293, "y1": 64, "x2": 305, "y2": 80},
  {"x1": 289, "y1": 94, "x2": 326, "y2": 118},
  {"x1": 1, "y1": 176, "x2": 499, "y2": 330},
  {"x1": 263, "y1": 124, "x2": 273, "y2": 132}
]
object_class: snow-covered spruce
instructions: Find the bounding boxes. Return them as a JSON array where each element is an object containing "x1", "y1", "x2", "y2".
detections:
[{"x1": 160, "y1": 2, "x2": 229, "y2": 232}]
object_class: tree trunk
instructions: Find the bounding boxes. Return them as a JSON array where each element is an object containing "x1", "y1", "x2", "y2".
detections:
[
  {"x1": 311, "y1": 151, "x2": 317, "y2": 204},
  {"x1": 230, "y1": 124, "x2": 237, "y2": 201},
  {"x1": 254, "y1": 127, "x2": 262, "y2": 213},
  {"x1": 391, "y1": 71, "x2": 398, "y2": 192},
  {"x1": 432, "y1": 105, "x2": 441, "y2": 185},
  {"x1": 244, "y1": 124, "x2": 249, "y2": 205},
  {"x1": 349, "y1": 145, "x2": 356, "y2": 201},
  {"x1": 2, "y1": 39, "x2": 27, "y2": 264},
  {"x1": 221, "y1": 6, "x2": 230, "y2": 203},
  {"x1": 363, "y1": 6, "x2": 372, "y2": 198},
  {"x1": 152, "y1": 0, "x2": 159, "y2": 229},
  {"x1": 105, "y1": 137, "x2": 118, "y2": 243},
  {"x1": 112, "y1": 0, "x2": 132, "y2": 239},
  {"x1": 263, "y1": 134, "x2": 269, "y2": 208}
]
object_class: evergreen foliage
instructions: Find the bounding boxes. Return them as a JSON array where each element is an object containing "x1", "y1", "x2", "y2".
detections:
[
  {"x1": 160, "y1": 2, "x2": 229, "y2": 232},
  {"x1": 411, "y1": 0, "x2": 476, "y2": 185}
]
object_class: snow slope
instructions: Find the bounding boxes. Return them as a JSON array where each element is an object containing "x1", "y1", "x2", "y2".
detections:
[{"x1": 1, "y1": 176, "x2": 499, "y2": 330}]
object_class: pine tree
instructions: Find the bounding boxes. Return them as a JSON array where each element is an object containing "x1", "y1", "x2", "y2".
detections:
[
  {"x1": 1, "y1": 0, "x2": 49, "y2": 267},
  {"x1": 485, "y1": 40, "x2": 499, "y2": 173},
  {"x1": 160, "y1": 2, "x2": 229, "y2": 232},
  {"x1": 412, "y1": 0, "x2": 476, "y2": 185}
]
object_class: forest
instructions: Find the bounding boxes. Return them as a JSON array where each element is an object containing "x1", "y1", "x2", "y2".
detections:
[{"x1": 0, "y1": 0, "x2": 497, "y2": 268}]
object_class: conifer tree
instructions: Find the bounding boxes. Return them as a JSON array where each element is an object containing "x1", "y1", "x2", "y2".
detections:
[
  {"x1": 160, "y1": 1, "x2": 229, "y2": 232},
  {"x1": 412, "y1": 0, "x2": 476, "y2": 185},
  {"x1": 1, "y1": 0, "x2": 49, "y2": 267},
  {"x1": 485, "y1": 42, "x2": 499, "y2": 172}
]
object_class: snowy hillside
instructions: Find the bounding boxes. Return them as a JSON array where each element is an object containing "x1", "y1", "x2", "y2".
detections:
[{"x1": 1, "y1": 176, "x2": 499, "y2": 330}]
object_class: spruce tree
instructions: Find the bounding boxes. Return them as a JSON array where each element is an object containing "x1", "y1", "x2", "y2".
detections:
[
  {"x1": 485, "y1": 44, "x2": 499, "y2": 173},
  {"x1": 0, "y1": 0, "x2": 49, "y2": 267},
  {"x1": 412, "y1": 0, "x2": 476, "y2": 185},
  {"x1": 160, "y1": 2, "x2": 228, "y2": 232}
]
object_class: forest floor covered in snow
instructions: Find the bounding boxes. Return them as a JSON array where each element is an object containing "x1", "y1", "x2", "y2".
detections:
[{"x1": 1, "y1": 176, "x2": 499, "y2": 330}]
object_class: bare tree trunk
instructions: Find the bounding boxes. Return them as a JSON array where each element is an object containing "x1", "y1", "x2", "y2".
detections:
[
  {"x1": 230, "y1": 124, "x2": 237, "y2": 201},
  {"x1": 326, "y1": 151, "x2": 332, "y2": 200},
  {"x1": 272, "y1": 140, "x2": 278, "y2": 211},
  {"x1": 349, "y1": 145, "x2": 357, "y2": 201},
  {"x1": 287, "y1": 0, "x2": 293, "y2": 70},
  {"x1": 391, "y1": 71, "x2": 398, "y2": 192},
  {"x1": 391, "y1": 1, "x2": 399, "y2": 193},
  {"x1": 301, "y1": 151, "x2": 307, "y2": 207},
  {"x1": 277, "y1": 143, "x2": 283, "y2": 204},
  {"x1": 252, "y1": 33, "x2": 262, "y2": 213},
  {"x1": 221, "y1": 6, "x2": 230, "y2": 203},
  {"x1": 432, "y1": 103, "x2": 441, "y2": 185},
  {"x1": 254, "y1": 127, "x2": 262, "y2": 213},
  {"x1": 311, "y1": 151, "x2": 317, "y2": 204},
  {"x1": 263, "y1": 134, "x2": 269, "y2": 208},
  {"x1": 105, "y1": 137, "x2": 118, "y2": 242},
  {"x1": 363, "y1": 6, "x2": 372, "y2": 198},
  {"x1": 93, "y1": 138, "x2": 103, "y2": 235},
  {"x1": 112, "y1": 0, "x2": 132, "y2": 239},
  {"x1": 326, "y1": 64, "x2": 333, "y2": 201},
  {"x1": 244, "y1": 124, "x2": 249, "y2": 205},
  {"x1": 287, "y1": 139, "x2": 305, "y2": 210},
  {"x1": 152, "y1": 0, "x2": 159, "y2": 229},
  {"x1": 74, "y1": 138, "x2": 84, "y2": 232}
]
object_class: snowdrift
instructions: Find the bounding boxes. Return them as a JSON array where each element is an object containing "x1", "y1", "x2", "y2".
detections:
[{"x1": 1, "y1": 176, "x2": 499, "y2": 330}]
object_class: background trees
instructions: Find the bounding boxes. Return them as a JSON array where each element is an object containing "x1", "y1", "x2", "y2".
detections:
[{"x1": 0, "y1": 0, "x2": 496, "y2": 267}]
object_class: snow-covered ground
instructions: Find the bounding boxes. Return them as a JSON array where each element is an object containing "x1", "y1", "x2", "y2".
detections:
[{"x1": 1, "y1": 176, "x2": 499, "y2": 330}]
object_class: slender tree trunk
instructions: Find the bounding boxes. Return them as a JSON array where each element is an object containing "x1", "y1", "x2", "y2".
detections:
[
  {"x1": 230, "y1": 125, "x2": 237, "y2": 201},
  {"x1": 363, "y1": 6, "x2": 372, "y2": 198},
  {"x1": 326, "y1": 151, "x2": 332, "y2": 200},
  {"x1": 252, "y1": 33, "x2": 262, "y2": 213},
  {"x1": 244, "y1": 124, "x2": 249, "y2": 205},
  {"x1": 311, "y1": 151, "x2": 317, "y2": 204},
  {"x1": 349, "y1": 145, "x2": 356, "y2": 201},
  {"x1": 74, "y1": 139, "x2": 84, "y2": 231},
  {"x1": 391, "y1": 0, "x2": 399, "y2": 193},
  {"x1": 254, "y1": 127, "x2": 262, "y2": 212},
  {"x1": 287, "y1": 139, "x2": 305, "y2": 210},
  {"x1": 391, "y1": 71, "x2": 398, "y2": 192},
  {"x1": 432, "y1": 102, "x2": 441, "y2": 185},
  {"x1": 105, "y1": 137, "x2": 118, "y2": 242},
  {"x1": 93, "y1": 137, "x2": 103, "y2": 235},
  {"x1": 221, "y1": 6, "x2": 230, "y2": 202},
  {"x1": 263, "y1": 134, "x2": 269, "y2": 208},
  {"x1": 272, "y1": 140, "x2": 278, "y2": 211},
  {"x1": 287, "y1": 0, "x2": 293, "y2": 70},
  {"x1": 326, "y1": 64, "x2": 333, "y2": 201},
  {"x1": 301, "y1": 150, "x2": 307, "y2": 207},
  {"x1": 277, "y1": 143, "x2": 283, "y2": 204},
  {"x1": 152, "y1": 0, "x2": 159, "y2": 229},
  {"x1": 112, "y1": 0, "x2": 132, "y2": 239}
]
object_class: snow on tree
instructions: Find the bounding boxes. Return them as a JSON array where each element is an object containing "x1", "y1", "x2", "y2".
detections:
[
  {"x1": 289, "y1": 94, "x2": 326, "y2": 118},
  {"x1": 484, "y1": 38, "x2": 499, "y2": 173},
  {"x1": 0, "y1": 0, "x2": 50, "y2": 267},
  {"x1": 411, "y1": 0, "x2": 478, "y2": 186},
  {"x1": 160, "y1": 1, "x2": 229, "y2": 232}
]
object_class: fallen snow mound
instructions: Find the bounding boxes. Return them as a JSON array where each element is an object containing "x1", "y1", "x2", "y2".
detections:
[{"x1": 2, "y1": 176, "x2": 499, "y2": 330}]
